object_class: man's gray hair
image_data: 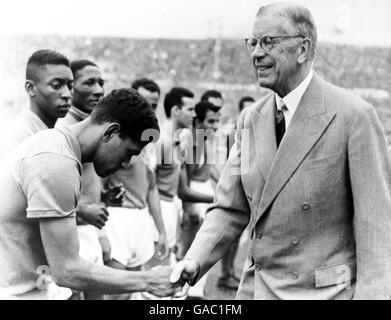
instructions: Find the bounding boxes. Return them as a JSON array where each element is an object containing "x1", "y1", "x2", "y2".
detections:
[{"x1": 257, "y1": 3, "x2": 318, "y2": 60}]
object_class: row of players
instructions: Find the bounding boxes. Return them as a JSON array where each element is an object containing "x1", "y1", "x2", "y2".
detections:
[{"x1": 0, "y1": 49, "x2": 254, "y2": 299}]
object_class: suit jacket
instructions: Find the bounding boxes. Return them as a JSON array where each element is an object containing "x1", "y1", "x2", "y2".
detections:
[{"x1": 186, "y1": 73, "x2": 391, "y2": 299}]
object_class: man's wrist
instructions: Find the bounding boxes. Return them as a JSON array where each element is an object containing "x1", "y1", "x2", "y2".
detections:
[
  {"x1": 158, "y1": 231, "x2": 167, "y2": 239},
  {"x1": 183, "y1": 258, "x2": 200, "y2": 286},
  {"x1": 129, "y1": 270, "x2": 150, "y2": 292}
]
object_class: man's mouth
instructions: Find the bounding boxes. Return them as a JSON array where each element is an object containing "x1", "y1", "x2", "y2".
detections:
[
  {"x1": 59, "y1": 104, "x2": 71, "y2": 110},
  {"x1": 90, "y1": 100, "x2": 100, "y2": 107},
  {"x1": 256, "y1": 64, "x2": 273, "y2": 71}
]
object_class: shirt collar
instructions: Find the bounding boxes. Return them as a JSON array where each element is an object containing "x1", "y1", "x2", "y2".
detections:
[
  {"x1": 275, "y1": 69, "x2": 313, "y2": 113},
  {"x1": 22, "y1": 109, "x2": 48, "y2": 131},
  {"x1": 68, "y1": 106, "x2": 90, "y2": 121}
]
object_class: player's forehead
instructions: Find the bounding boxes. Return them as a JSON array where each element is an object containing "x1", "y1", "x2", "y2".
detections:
[
  {"x1": 75, "y1": 65, "x2": 102, "y2": 80},
  {"x1": 138, "y1": 87, "x2": 159, "y2": 102},
  {"x1": 38, "y1": 64, "x2": 73, "y2": 82},
  {"x1": 181, "y1": 96, "x2": 194, "y2": 108}
]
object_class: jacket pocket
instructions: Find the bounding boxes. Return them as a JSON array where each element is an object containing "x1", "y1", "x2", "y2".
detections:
[
  {"x1": 304, "y1": 152, "x2": 343, "y2": 169},
  {"x1": 314, "y1": 258, "x2": 356, "y2": 288}
]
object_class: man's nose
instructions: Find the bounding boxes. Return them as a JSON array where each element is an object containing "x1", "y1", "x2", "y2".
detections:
[
  {"x1": 61, "y1": 86, "x2": 72, "y2": 101},
  {"x1": 93, "y1": 83, "x2": 104, "y2": 97},
  {"x1": 252, "y1": 43, "x2": 267, "y2": 58}
]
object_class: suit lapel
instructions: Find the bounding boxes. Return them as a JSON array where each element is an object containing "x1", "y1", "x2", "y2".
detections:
[
  {"x1": 255, "y1": 75, "x2": 336, "y2": 222},
  {"x1": 251, "y1": 96, "x2": 277, "y2": 182}
]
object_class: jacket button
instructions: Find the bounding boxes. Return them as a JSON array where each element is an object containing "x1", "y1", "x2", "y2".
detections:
[
  {"x1": 291, "y1": 272, "x2": 300, "y2": 280},
  {"x1": 291, "y1": 238, "x2": 299, "y2": 245},
  {"x1": 255, "y1": 264, "x2": 262, "y2": 271},
  {"x1": 247, "y1": 195, "x2": 252, "y2": 201},
  {"x1": 256, "y1": 231, "x2": 263, "y2": 239},
  {"x1": 302, "y1": 202, "x2": 310, "y2": 211}
]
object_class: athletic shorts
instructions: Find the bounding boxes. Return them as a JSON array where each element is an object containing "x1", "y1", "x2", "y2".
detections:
[
  {"x1": 106, "y1": 207, "x2": 155, "y2": 268},
  {"x1": 78, "y1": 225, "x2": 103, "y2": 265}
]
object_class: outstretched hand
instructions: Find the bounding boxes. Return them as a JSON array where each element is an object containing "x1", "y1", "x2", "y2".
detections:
[
  {"x1": 146, "y1": 265, "x2": 188, "y2": 297},
  {"x1": 170, "y1": 259, "x2": 200, "y2": 287}
]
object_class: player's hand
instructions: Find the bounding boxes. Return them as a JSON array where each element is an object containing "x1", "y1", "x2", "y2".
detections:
[
  {"x1": 155, "y1": 233, "x2": 169, "y2": 261},
  {"x1": 77, "y1": 203, "x2": 109, "y2": 229},
  {"x1": 170, "y1": 259, "x2": 200, "y2": 287},
  {"x1": 101, "y1": 182, "x2": 125, "y2": 207},
  {"x1": 99, "y1": 235, "x2": 112, "y2": 263},
  {"x1": 146, "y1": 266, "x2": 187, "y2": 297},
  {"x1": 181, "y1": 211, "x2": 191, "y2": 229}
]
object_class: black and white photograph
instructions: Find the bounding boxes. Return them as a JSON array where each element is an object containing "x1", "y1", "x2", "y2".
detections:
[{"x1": 0, "y1": 0, "x2": 391, "y2": 303}]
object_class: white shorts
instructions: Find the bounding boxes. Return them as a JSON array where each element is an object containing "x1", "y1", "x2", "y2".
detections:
[
  {"x1": 106, "y1": 207, "x2": 155, "y2": 268},
  {"x1": 154, "y1": 197, "x2": 183, "y2": 248},
  {"x1": 188, "y1": 180, "x2": 214, "y2": 219},
  {"x1": 78, "y1": 225, "x2": 103, "y2": 265},
  {"x1": 1, "y1": 283, "x2": 72, "y2": 300}
]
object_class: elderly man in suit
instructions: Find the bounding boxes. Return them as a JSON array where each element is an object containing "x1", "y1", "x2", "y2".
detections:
[{"x1": 171, "y1": 2, "x2": 391, "y2": 300}]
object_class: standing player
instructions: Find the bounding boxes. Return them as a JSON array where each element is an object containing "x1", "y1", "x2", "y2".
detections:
[
  {"x1": 0, "y1": 50, "x2": 73, "y2": 163},
  {"x1": 56, "y1": 59, "x2": 111, "y2": 299}
]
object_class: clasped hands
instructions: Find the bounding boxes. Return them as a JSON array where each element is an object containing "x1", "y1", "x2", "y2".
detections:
[{"x1": 147, "y1": 259, "x2": 200, "y2": 298}]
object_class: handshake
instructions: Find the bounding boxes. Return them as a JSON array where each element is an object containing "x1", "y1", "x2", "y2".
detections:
[{"x1": 145, "y1": 259, "x2": 200, "y2": 297}]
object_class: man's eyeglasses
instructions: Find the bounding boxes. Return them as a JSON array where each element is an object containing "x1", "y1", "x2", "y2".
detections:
[{"x1": 245, "y1": 35, "x2": 304, "y2": 52}]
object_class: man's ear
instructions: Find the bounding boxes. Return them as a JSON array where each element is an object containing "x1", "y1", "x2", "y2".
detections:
[
  {"x1": 297, "y1": 38, "x2": 312, "y2": 64},
  {"x1": 172, "y1": 105, "x2": 180, "y2": 116},
  {"x1": 25, "y1": 80, "x2": 35, "y2": 97},
  {"x1": 102, "y1": 123, "x2": 121, "y2": 142}
]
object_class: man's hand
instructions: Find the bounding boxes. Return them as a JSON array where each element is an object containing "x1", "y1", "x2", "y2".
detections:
[
  {"x1": 155, "y1": 233, "x2": 169, "y2": 261},
  {"x1": 101, "y1": 182, "x2": 125, "y2": 207},
  {"x1": 77, "y1": 203, "x2": 109, "y2": 229},
  {"x1": 98, "y1": 235, "x2": 112, "y2": 263},
  {"x1": 146, "y1": 266, "x2": 187, "y2": 297},
  {"x1": 170, "y1": 259, "x2": 200, "y2": 287},
  {"x1": 180, "y1": 211, "x2": 191, "y2": 229}
]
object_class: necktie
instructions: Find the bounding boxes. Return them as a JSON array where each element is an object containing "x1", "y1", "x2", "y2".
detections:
[{"x1": 275, "y1": 104, "x2": 286, "y2": 148}]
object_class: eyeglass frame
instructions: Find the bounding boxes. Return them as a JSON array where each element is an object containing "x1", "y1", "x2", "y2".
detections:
[{"x1": 244, "y1": 35, "x2": 305, "y2": 52}]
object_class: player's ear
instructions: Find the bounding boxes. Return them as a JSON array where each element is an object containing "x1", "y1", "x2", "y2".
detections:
[
  {"x1": 102, "y1": 123, "x2": 121, "y2": 142},
  {"x1": 25, "y1": 80, "x2": 36, "y2": 97},
  {"x1": 172, "y1": 105, "x2": 180, "y2": 116}
]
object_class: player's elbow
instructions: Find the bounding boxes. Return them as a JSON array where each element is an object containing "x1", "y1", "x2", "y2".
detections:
[{"x1": 51, "y1": 260, "x2": 85, "y2": 290}]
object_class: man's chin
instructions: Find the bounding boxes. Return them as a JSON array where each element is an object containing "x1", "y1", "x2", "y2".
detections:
[
  {"x1": 257, "y1": 78, "x2": 274, "y2": 90},
  {"x1": 95, "y1": 168, "x2": 112, "y2": 178},
  {"x1": 57, "y1": 110, "x2": 70, "y2": 118}
]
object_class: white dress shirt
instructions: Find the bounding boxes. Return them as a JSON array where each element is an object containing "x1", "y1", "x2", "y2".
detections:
[{"x1": 275, "y1": 69, "x2": 314, "y2": 130}]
